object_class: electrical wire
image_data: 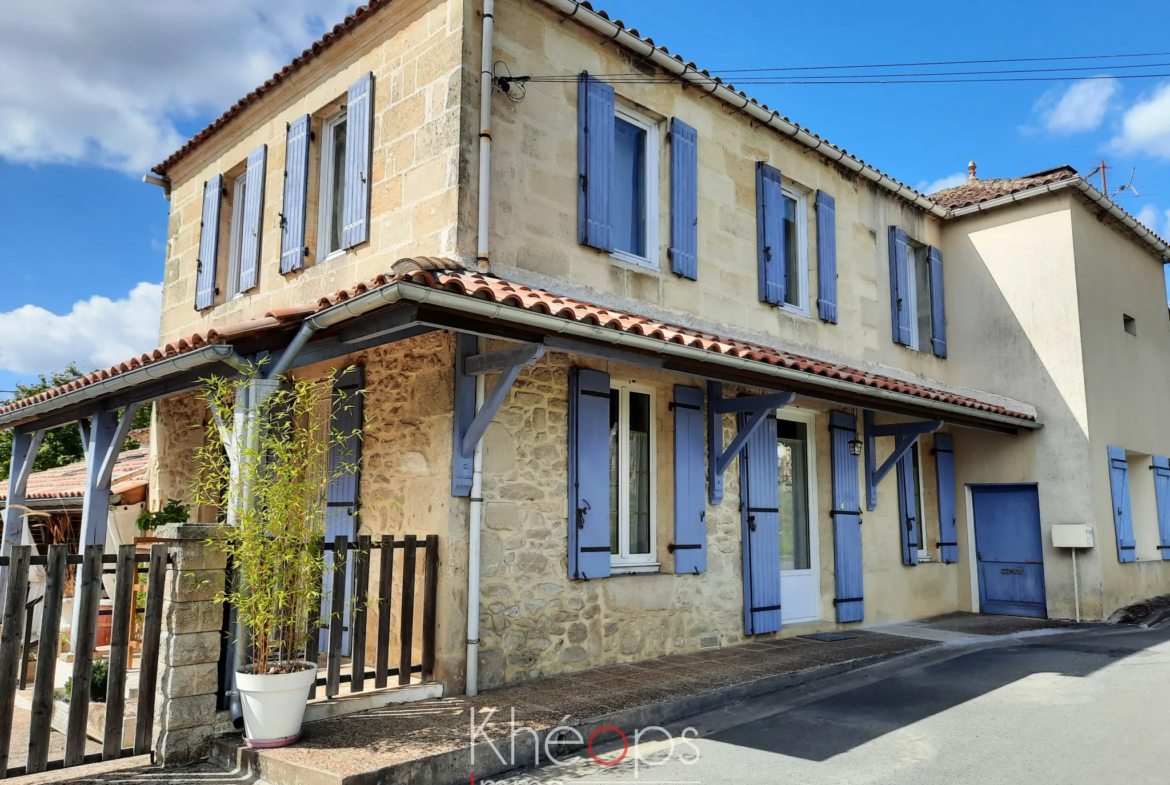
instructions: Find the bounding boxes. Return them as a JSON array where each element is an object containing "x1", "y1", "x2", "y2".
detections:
[
  {"x1": 656, "y1": 50, "x2": 1170, "y2": 74},
  {"x1": 519, "y1": 73, "x2": 1170, "y2": 86}
]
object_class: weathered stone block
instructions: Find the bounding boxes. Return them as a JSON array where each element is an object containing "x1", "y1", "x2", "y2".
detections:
[
  {"x1": 164, "y1": 568, "x2": 225, "y2": 603},
  {"x1": 163, "y1": 631, "x2": 222, "y2": 667},
  {"x1": 158, "y1": 693, "x2": 217, "y2": 731},
  {"x1": 161, "y1": 662, "x2": 220, "y2": 699},
  {"x1": 164, "y1": 600, "x2": 224, "y2": 635}
]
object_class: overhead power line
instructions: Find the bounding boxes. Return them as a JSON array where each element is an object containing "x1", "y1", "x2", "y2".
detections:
[
  {"x1": 522, "y1": 73, "x2": 1170, "y2": 86},
  {"x1": 701, "y1": 51, "x2": 1170, "y2": 74}
]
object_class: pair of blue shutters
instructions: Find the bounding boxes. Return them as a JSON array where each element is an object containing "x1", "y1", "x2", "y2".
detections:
[
  {"x1": 1107, "y1": 447, "x2": 1170, "y2": 562},
  {"x1": 888, "y1": 227, "x2": 947, "y2": 356},
  {"x1": 578, "y1": 75, "x2": 698, "y2": 280},
  {"x1": 320, "y1": 367, "x2": 365, "y2": 654},
  {"x1": 894, "y1": 434, "x2": 960, "y2": 566},
  {"x1": 568, "y1": 371, "x2": 709, "y2": 580},
  {"x1": 755, "y1": 164, "x2": 839, "y2": 323},
  {"x1": 194, "y1": 145, "x2": 267, "y2": 310},
  {"x1": 280, "y1": 73, "x2": 375, "y2": 274}
]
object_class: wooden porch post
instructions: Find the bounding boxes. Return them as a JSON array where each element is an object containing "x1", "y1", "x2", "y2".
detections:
[
  {"x1": 0, "y1": 428, "x2": 44, "y2": 614},
  {"x1": 70, "y1": 403, "x2": 140, "y2": 638}
]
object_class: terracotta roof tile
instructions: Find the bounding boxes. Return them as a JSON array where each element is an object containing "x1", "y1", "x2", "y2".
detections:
[
  {"x1": 929, "y1": 166, "x2": 1080, "y2": 210},
  {"x1": 0, "y1": 264, "x2": 1035, "y2": 425},
  {"x1": 0, "y1": 448, "x2": 149, "y2": 502}
]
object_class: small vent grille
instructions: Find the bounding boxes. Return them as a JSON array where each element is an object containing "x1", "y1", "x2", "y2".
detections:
[{"x1": 699, "y1": 635, "x2": 720, "y2": 650}]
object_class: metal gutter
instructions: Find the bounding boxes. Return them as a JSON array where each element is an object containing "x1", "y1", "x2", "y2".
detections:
[
  {"x1": 537, "y1": 0, "x2": 948, "y2": 219},
  {"x1": 297, "y1": 278, "x2": 1037, "y2": 429},
  {"x1": 0, "y1": 345, "x2": 251, "y2": 429},
  {"x1": 948, "y1": 177, "x2": 1170, "y2": 260}
]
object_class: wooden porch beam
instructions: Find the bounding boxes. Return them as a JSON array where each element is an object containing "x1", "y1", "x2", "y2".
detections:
[
  {"x1": 707, "y1": 381, "x2": 795, "y2": 505},
  {"x1": 864, "y1": 409, "x2": 943, "y2": 511},
  {"x1": 0, "y1": 428, "x2": 45, "y2": 613}
]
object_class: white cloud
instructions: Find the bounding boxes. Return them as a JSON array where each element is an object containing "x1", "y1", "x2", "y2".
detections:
[
  {"x1": 1033, "y1": 79, "x2": 1119, "y2": 134},
  {"x1": 1135, "y1": 204, "x2": 1160, "y2": 232},
  {"x1": 917, "y1": 172, "x2": 969, "y2": 195},
  {"x1": 0, "y1": 283, "x2": 162, "y2": 376},
  {"x1": 1111, "y1": 81, "x2": 1170, "y2": 159},
  {"x1": 0, "y1": 0, "x2": 356, "y2": 174}
]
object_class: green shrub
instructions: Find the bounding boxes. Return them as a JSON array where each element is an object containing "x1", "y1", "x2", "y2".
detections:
[
  {"x1": 63, "y1": 659, "x2": 110, "y2": 703},
  {"x1": 136, "y1": 498, "x2": 189, "y2": 532}
]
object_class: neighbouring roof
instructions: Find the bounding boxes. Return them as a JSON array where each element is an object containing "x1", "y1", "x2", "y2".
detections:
[
  {"x1": 0, "y1": 263, "x2": 1036, "y2": 426},
  {"x1": 929, "y1": 166, "x2": 1081, "y2": 210},
  {"x1": 0, "y1": 447, "x2": 149, "y2": 503}
]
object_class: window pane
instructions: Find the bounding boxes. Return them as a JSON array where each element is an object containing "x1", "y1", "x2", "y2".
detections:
[
  {"x1": 229, "y1": 176, "x2": 247, "y2": 297},
  {"x1": 609, "y1": 390, "x2": 620, "y2": 555},
  {"x1": 914, "y1": 246, "x2": 932, "y2": 346},
  {"x1": 612, "y1": 117, "x2": 646, "y2": 257},
  {"x1": 778, "y1": 421, "x2": 810, "y2": 571},
  {"x1": 628, "y1": 392, "x2": 652, "y2": 555},
  {"x1": 782, "y1": 194, "x2": 800, "y2": 307},
  {"x1": 328, "y1": 118, "x2": 348, "y2": 255}
]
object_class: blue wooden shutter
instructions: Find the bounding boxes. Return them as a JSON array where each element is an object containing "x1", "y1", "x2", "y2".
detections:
[
  {"x1": 669, "y1": 118, "x2": 699, "y2": 280},
  {"x1": 195, "y1": 174, "x2": 223, "y2": 310},
  {"x1": 1152, "y1": 456, "x2": 1170, "y2": 560},
  {"x1": 578, "y1": 74, "x2": 614, "y2": 252},
  {"x1": 280, "y1": 114, "x2": 311, "y2": 274},
  {"x1": 569, "y1": 368, "x2": 612, "y2": 580},
  {"x1": 756, "y1": 163, "x2": 786, "y2": 305},
  {"x1": 895, "y1": 437, "x2": 919, "y2": 565},
  {"x1": 740, "y1": 413, "x2": 782, "y2": 635},
  {"x1": 934, "y1": 433, "x2": 958, "y2": 563},
  {"x1": 888, "y1": 227, "x2": 912, "y2": 345},
  {"x1": 928, "y1": 246, "x2": 947, "y2": 357},
  {"x1": 672, "y1": 385, "x2": 706, "y2": 574},
  {"x1": 816, "y1": 190, "x2": 838, "y2": 323},
  {"x1": 238, "y1": 144, "x2": 266, "y2": 293},
  {"x1": 829, "y1": 411, "x2": 864, "y2": 622},
  {"x1": 342, "y1": 72, "x2": 374, "y2": 250},
  {"x1": 321, "y1": 366, "x2": 365, "y2": 654},
  {"x1": 1107, "y1": 446, "x2": 1137, "y2": 563}
]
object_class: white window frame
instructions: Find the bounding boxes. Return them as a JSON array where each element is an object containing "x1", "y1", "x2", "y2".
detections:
[
  {"x1": 317, "y1": 110, "x2": 348, "y2": 264},
  {"x1": 912, "y1": 441, "x2": 930, "y2": 562},
  {"x1": 611, "y1": 382, "x2": 658, "y2": 573},
  {"x1": 905, "y1": 238, "x2": 932, "y2": 352},
  {"x1": 610, "y1": 103, "x2": 660, "y2": 271},
  {"x1": 776, "y1": 406, "x2": 821, "y2": 623},
  {"x1": 226, "y1": 172, "x2": 248, "y2": 300},
  {"x1": 778, "y1": 184, "x2": 810, "y2": 317}
]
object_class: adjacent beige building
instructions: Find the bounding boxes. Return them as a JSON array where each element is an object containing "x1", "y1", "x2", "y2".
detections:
[{"x1": 4, "y1": 0, "x2": 1170, "y2": 698}]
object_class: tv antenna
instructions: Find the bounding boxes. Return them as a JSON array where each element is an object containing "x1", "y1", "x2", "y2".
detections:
[{"x1": 1112, "y1": 167, "x2": 1140, "y2": 199}]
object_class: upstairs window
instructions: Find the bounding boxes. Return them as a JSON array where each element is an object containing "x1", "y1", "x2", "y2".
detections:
[
  {"x1": 906, "y1": 238, "x2": 933, "y2": 352},
  {"x1": 889, "y1": 227, "x2": 947, "y2": 357},
  {"x1": 226, "y1": 172, "x2": 248, "y2": 299},
  {"x1": 318, "y1": 110, "x2": 348, "y2": 262},
  {"x1": 779, "y1": 186, "x2": 808, "y2": 313},
  {"x1": 611, "y1": 105, "x2": 659, "y2": 268}
]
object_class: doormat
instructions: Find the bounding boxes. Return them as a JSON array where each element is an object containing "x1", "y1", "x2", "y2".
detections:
[{"x1": 799, "y1": 632, "x2": 857, "y2": 642}]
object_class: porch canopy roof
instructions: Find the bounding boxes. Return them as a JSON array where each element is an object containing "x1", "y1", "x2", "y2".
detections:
[{"x1": 0, "y1": 259, "x2": 1037, "y2": 435}]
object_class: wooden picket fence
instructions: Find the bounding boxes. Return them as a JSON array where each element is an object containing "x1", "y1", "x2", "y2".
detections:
[
  {"x1": 308, "y1": 534, "x2": 438, "y2": 700},
  {"x1": 0, "y1": 543, "x2": 166, "y2": 778}
]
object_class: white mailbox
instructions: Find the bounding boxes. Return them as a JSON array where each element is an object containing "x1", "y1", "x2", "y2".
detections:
[{"x1": 1052, "y1": 524, "x2": 1094, "y2": 549}]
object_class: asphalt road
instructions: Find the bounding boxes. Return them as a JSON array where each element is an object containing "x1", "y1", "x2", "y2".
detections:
[{"x1": 487, "y1": 623, "x2": 1170, "y2": 785}]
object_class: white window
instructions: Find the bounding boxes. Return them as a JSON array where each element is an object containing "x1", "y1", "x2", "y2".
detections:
[
  {"x1": 779, "y1": 185, "x2": 809, "y2": 314},
  {"x1": 911, "y1": 442, "x2": 929, "y2": 561},
  {"x1": 611, "y1": 104, "x2": 659, "y2": 270},
  {"x1": 225, "y1": 172, "x2": 248, "y2": 299},
  {"x1": 777, "y1": 418, "x2": 810, "y2": 571},
  {"x1": 905, "y1": 239, "x2": 934, "y2": 352},
  {"x1": 317, "y1": 111, "x2": 349, "y2": 262},
  {"x1": 608, "y1": 383, "x2": 657, "y2": 572}
]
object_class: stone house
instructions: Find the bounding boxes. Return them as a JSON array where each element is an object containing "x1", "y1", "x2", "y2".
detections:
[{"x1": 3, "y1": 0, "x2": 1170, "y2": 700}]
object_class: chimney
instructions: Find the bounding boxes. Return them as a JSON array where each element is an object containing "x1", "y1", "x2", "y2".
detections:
[{"x1": 968, "y1": 161, "x2": 978, "y2": 180}]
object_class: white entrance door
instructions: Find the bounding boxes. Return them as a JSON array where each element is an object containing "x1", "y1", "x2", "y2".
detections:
[{"x1": 777, "y1": 409, "x2": 821, "y2": 623}]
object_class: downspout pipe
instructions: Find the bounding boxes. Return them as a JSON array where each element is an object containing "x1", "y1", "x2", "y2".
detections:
[
  {"x1": 464, "y1": 0, "x2": 496, "y2": 697},
  {"x1": 477, "y1": 0, "x2": 495, "y2": 270},
  {"x1": 466, "y1": 361, "x2": 486, "y2": 696}
]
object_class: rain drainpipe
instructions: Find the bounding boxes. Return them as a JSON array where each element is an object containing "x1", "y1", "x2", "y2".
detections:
[{"x1": 465, "y1": 0, "x2": 496, "y2": 699}]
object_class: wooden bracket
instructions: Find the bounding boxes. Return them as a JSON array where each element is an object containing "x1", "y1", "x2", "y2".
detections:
[
  {"x1": 707, "y1": 380, "x2": 795, "y2": 504},
  {"x1": 863, "y1": 409, "x2": 943, "y2": 510}
]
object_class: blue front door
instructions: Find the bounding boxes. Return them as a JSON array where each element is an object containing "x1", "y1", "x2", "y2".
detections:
[{"x1": 972, "y1": 485, "x2": 1047, "y2": 618}]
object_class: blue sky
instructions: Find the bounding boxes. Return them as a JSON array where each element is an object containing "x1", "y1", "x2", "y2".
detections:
[{"x1": 2, "y1": 0, "x2": 1169, "y2": 397}]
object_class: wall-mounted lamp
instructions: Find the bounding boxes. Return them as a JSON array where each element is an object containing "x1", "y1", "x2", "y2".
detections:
[{"x1": 849, "y1": 437, "x2": 863, "y2": 456}]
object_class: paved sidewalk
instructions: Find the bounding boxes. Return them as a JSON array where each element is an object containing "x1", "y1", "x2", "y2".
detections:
[{"x1": 215, "y1": 630, "x2": 933, "y2": 784}]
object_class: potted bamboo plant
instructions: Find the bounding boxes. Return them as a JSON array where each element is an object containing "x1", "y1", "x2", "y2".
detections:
[{"x1": 192, "y1": 369, "x2": 363, "y2": 747}]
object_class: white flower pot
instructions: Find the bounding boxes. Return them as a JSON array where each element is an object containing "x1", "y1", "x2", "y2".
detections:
[{"x1": 236, "y1": 662, "x2": 317, "y2": 747}]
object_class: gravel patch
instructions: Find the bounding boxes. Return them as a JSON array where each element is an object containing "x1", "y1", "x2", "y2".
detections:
[{"x1": 1108, "y1": 595, "x2": 1170, "y2": 625}]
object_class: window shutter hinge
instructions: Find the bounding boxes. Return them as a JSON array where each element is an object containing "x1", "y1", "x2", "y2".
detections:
[{"x1": 580, "y1": 173, "x2": 588, "y2": 193}]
